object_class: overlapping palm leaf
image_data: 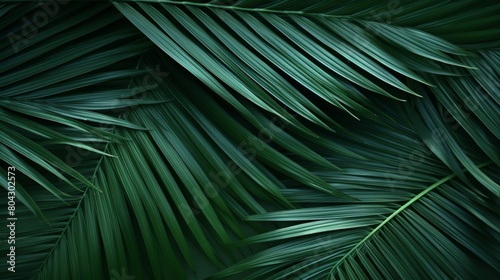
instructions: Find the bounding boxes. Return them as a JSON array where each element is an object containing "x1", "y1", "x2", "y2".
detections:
[{"x1": 0, "y1": 0, "x2": 499, "y2": 279}]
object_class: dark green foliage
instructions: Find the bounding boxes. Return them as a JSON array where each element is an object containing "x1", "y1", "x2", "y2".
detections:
[{"x1": 0, "y1": 1, "x2": 499, "y2": 279}]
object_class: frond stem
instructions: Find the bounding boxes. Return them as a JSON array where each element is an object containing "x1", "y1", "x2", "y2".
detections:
[{"x1": 112, "y1": 0, "x2": 347, "y2": 18}]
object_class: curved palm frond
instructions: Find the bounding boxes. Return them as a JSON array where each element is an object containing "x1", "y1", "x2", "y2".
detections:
[
  {"x1": 212, "y1": 94, "x2": 499, "y2": 279},
  {"x1": 0, "y1": 1, "x2": 154, "y2": 216}
]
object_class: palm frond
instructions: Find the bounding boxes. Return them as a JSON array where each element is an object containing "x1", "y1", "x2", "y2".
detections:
[
  {"x1": 1, "y1": 1, "x2": 499, "y2": 279},
  {"x1": 212, "y1": 95, "x2": 499, "y2": 279}
]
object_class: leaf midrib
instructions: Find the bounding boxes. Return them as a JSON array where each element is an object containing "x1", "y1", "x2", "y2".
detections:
[{"x1": 113, "y1": 0, "x2": 347, "y2": 18}]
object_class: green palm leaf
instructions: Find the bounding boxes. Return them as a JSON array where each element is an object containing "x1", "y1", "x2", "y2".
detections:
[{"x1": 1, "y1": 1, "x2": 499, "y2": 279}]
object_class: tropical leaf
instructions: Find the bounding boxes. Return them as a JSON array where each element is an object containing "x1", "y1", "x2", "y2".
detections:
[
  {"x1": 1, "y1": 1, "x2": 499, "y2": 280},
  {"x1": 212, "y1": 96, "x2": 500, "y2": 279}
]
